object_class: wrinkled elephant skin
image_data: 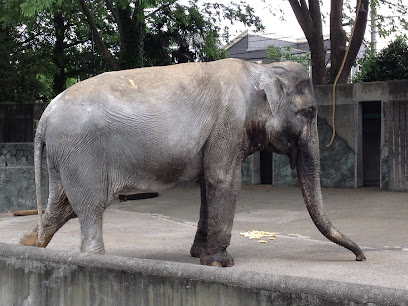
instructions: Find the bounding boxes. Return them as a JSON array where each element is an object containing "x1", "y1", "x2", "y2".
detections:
[{"x1": 20, "y1": 58, "x2": 365, "y2": 266}]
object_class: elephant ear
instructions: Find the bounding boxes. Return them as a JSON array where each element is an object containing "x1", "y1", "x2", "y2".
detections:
[{"x1": 259, "y1": 68, "x2": 286, "y2": 117}]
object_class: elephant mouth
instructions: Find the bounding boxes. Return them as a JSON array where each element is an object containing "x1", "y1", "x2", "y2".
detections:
[
  {"x1": 287, "y1": 145, "x2": 299, "y2": 169},
  {"x1": 268, "y1": 142, "x2": 298, "y2": 169}
]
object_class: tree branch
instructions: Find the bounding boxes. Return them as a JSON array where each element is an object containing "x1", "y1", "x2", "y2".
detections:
[
  {"x1": 330, "y1": 0, "x2": 347, "y2": 81},
  {"x1": 105, "y1": 0, "x2": 125, "y2": 51},
  {"x1": 78, "y1": 0, "x2": 118, "y2": 70},
  {"x1": 288, "y1": 0, "x2": 313, "y2": 37},
  {"x1": 308, "y1": 0, "x2": 322, "y2": 29},
  {"x1": 288, "y1": 0, "x2": 326, "y2": 85},
  {"x1": 146, "y1": 1, "x2": 176, "y2": 18},
  {"x1": 339, "y1": 0, "x2": 369, "y2": 83},
  {"x1": 63, "y1": 39, "x2": 88, "y2": 49},
  {"x1": 380, "y1": 0, "x2": 407, "y2": 11},
  {"x1": 105, "y1": 0, "x2": 118, "y2": 25}
]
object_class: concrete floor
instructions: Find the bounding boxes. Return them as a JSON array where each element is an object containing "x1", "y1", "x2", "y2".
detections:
[{"x1": 0, "y1": 185, "x2": 407, "y2": 291}]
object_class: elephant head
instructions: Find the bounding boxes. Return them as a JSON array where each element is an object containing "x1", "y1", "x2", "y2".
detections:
[{"x1": 251, "y1": 62, "x2": 365, "y2": 261}]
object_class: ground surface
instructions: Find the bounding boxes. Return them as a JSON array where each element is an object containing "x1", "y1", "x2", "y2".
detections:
[{"x1": 0, "y1": 186, "x2": 407, "y2": 290}]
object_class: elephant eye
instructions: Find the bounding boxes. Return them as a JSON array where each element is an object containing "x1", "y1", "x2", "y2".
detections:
[{"x1": 297, "y1": 107, "x2": 316, "y2": 119}]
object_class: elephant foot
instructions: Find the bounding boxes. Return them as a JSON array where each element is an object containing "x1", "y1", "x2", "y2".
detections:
[
  {"x1": 20, "y1": 230, "x2": 51, "y2": 248},
  {"x1": 190, "y1": 240, "x2": 206, "y2": 258},
  {"x1": 80, "y1": 241, "x2": 105, "y2": 255},
  {"x1": 200, "y1": 250, "x2": 234, "y2": 267}
]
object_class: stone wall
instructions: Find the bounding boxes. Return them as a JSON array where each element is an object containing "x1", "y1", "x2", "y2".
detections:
[
  {"x1": 272, "y1": 117, "x2": 356, "y2": 188},
  {"x1": 0, "y1": 143, "x2": 48, "y2": 213},
  {"x1": 241, "y1": 156, "x2": 253, "y2": 185},
  {"x1": 0, "y1": 143, "x2": 34, "y2": 166},
  {"x1": 318, "y1": 118, "x2": 356, "y2": 188},
  {"x1": 248, "y1": 80, "x2": 408, "y2": 191}
]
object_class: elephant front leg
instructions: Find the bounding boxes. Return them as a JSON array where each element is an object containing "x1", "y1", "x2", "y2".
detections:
[
  {"x1": 199, "y1": 166, "x2": 241, "y2": 267},
  {"x1": 191, "y1": 176, "x2": 208, "y2": 258}
]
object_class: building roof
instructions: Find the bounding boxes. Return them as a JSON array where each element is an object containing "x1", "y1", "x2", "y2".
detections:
[{"x1": 224, "y1": 31, "x2": 334, "y2": 63}]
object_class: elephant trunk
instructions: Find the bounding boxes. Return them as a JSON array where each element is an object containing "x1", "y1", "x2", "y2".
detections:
[{"x1": 295, "y1": 125, "x2": 366, "y2": 261}]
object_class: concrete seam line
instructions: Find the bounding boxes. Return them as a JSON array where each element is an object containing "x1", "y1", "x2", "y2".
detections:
[{"x1": 1, "y1": 243, "x2": 407, "y2": 305}]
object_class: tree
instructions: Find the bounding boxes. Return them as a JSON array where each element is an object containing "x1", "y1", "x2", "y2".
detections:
[
  {"x1": 0, "y1": 1, "x2": 290, "y2": 101},
  {"x1": 286, "y1": 0, "x2": 408, "y2": 85},
  {"x1": 77, "y1": 0, "x2": 263, "y2": 69},
  {"x1": 266, "y1": 45, "x2": 310, "y2": 70},
  {"x1": 288, "y1": 0, "x2": 369, "y2": 85},
  {"x1": 0, "y1": 13, "x2": 55, "y2": 103},
  {"x1": 352, "y1": 35, "x2": 408, "y2": 82},
  {"x1": 0, "y1": 0, "x2": 264, "y2": 103},
  {"x1": 0, "y1": 0, "x2": 111, "y2": 98}
]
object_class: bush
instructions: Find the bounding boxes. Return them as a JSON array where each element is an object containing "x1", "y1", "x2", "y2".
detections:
[
  {"x1": 353, "y1": 35, "x2": 408, "y2": 82},
  {"x1": 266, "y1": 45, "x2": 310, "y2": 70}
]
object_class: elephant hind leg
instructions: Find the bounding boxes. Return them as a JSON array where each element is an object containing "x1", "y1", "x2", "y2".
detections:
[
  {"x1": 21, "y1": 164, "x2": 77, "y2": 248},
  {"x1": 78, "y1": 212, "x2": 105, "y2": 254},
  {"x1": 190, "y1": 176, "x2": 208, "y2": 258},
  {"x1": 20, "y1": 189, "x2": 76, "y2": 248}
]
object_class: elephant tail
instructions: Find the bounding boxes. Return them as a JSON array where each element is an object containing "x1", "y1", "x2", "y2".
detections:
[{"x1": 34, "y1": 122, "x2": 45, "y2": 245}]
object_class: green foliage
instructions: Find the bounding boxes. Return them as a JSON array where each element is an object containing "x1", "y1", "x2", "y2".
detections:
[
  {"x1": 372, "y1": 0, "x2": 408, "y2": 38},
  {"x1": 0, "y1": 0, "x2": 263, "y2": 103},
  {"x1": 338, "y1": 0, "x2": 407, "y2": 39},
  {"x1": 352, "y1": 35, "x2": 408, "y2": 83},
  {"x1": 266, "y1": 45, "x2": 310, "y2": 70},
  {"x1": 202, "y1": 30, "x2": 227, "y2": 61},
  {"x1": 19, "y1": 0, "x2": 62, "y2": 17},
  {"x1": 0, "y1": 24, "x2": 53, "y2": 103}
]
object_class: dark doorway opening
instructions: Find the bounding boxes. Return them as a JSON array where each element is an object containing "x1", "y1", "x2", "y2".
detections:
[
  {"x1": 362, "y1": 102, "x2": 381, "y2": 186},
  {"x1": 260, "y1": 150, "x2": 272, "y2": 184}
]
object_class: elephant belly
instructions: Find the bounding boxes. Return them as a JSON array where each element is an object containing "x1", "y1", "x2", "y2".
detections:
[{"x1": 113, "y1": 150, "x2": 204, "y2": 194}]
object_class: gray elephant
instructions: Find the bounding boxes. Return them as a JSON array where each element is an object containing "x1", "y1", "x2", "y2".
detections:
[{"x1": 21, "y1": 58, "x2": 365, "y2": 267}]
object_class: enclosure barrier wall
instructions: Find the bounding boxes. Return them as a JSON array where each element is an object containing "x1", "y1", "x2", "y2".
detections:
[{"x1": 1, "y1": 243, "x2": 407, "y2": 306}]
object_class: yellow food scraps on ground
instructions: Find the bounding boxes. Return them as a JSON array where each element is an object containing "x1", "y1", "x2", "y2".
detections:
[{"x1": 240, "y1": 230, "x2": 277, "y2": 243}]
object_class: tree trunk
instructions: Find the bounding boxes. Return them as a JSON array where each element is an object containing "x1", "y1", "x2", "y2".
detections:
[
  {"x1": 336, "y1": 0, "x2": 369, "y2": 83},
  {"x1": 52, "y1": 12, "x2": 67, "y2": 96},
  {"x1": 308, "y1": 34, "x2": 327, "y2": 85},
  {"x1": 117, "y1": 4, "x2": 145, "y2": 69},
  {"x1": 288, "y1": 0, "x2": 327, "y2": 85},
  {"x1": 330, "y1": 0, "x2": 347, "y2": 83},
  {"x1": 289, "y1": 0, "x2": 369, "y2": 84},
  {"x1": 78, "y1": 0, "x2": 118, "y2": 70}
]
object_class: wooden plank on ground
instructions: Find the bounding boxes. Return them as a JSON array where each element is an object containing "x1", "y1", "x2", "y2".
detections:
[{"x1": 13, "y1": 209, "x2": 45, "y2": 216}]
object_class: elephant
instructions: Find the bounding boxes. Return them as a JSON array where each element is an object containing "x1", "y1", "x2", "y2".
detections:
[{"x1": 20, "y1": 58, "x2": 366, "y2": 267}]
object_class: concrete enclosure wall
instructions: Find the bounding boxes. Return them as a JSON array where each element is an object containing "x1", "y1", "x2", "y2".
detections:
[
  {"x1": 247, "y1": 80, "x2": 408, "y2": 191},
  {"x1": 1, "y1": 243, "x2": 407, "y2": 306},
  {"x1": 382, "y1": 100, "x2": 408, "y2": 191},
  {"x1": 0, "y1": 143, "x2": 48, "y2": 213},
  {"x1": 0, "y1": 104, "x2": 47, "y2": 142}
]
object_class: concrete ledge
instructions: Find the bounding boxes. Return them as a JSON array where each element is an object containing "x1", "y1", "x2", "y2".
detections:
[{"x1": 1, "y1": 243, "x2": 407, "y2": 305}]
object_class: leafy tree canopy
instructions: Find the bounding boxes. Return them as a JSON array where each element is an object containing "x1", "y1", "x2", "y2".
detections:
[
  {"x1": 0, "y1": 0, "x2": 263, "y2": 103},
  {"x1": 266, "y1": 45, "x2": 310, "y2": 70},
  {"x1": 352, "y1": 35, "x2": 408, "y2": 83},
  {"x1": 284, "y1": 0, "x2": 408, "y2": 85}
]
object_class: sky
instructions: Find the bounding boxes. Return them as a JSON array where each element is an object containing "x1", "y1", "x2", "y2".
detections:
[
  {"x1": 189, "y1": 0, "x2": 407, "y2": 51},
  {"x1": 225, "y1": 1, "x2": 306, "y2": 40}
]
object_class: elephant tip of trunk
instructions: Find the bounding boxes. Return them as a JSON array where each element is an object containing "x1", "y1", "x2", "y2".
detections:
[{"x1": 355, "y1": 252, "x2": 366, "y2": 261}]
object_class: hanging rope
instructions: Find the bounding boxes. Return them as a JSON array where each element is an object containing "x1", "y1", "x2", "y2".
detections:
[{"x1": 327, "y1": 0, "x2": 363, "y2": 147}]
